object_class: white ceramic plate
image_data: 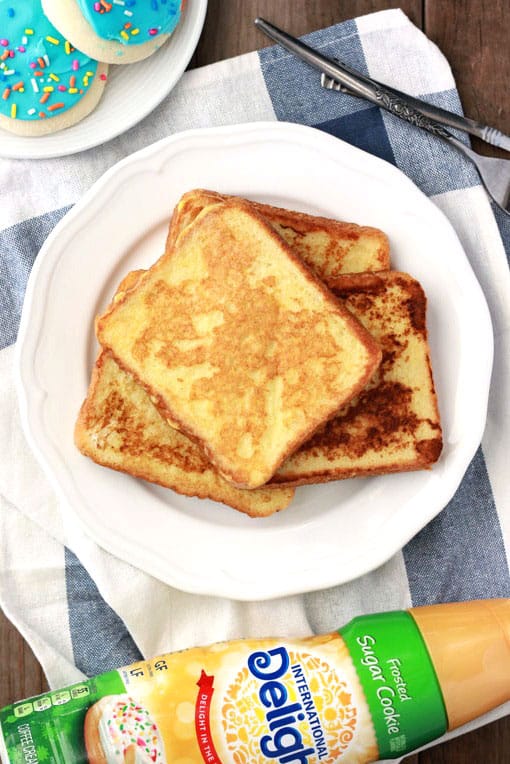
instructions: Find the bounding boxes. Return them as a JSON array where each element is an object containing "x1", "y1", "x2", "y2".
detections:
[
  {"x1": 16, "y1": 122, "x2": 493, "y2": 600},
  {"x1": 0, "y1": 0, "x2": 207, "y2": 160}
]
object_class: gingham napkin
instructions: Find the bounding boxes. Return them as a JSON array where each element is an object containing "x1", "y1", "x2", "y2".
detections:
[{"x1": 1, "y1": 9, "x2": 509, "y2": 760}]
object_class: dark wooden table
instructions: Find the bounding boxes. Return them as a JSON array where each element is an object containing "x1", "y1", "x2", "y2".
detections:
[{"x1": 1, "y1": 1, "x2": 509, "y2": 761}]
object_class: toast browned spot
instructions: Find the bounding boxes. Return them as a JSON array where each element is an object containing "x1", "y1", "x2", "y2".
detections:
[
  {"x1": 75, "y1": 351, "x2": 295, "y2": 516},
  {"x1": 96, "y1": 201, "x2": 382, "y2": 489},
  {"x1": 166, "y1": 189, "x2": 390, "y2": 281},
  {"x1": 271, "y1": 271, "x2": 442, "y2": 485}
]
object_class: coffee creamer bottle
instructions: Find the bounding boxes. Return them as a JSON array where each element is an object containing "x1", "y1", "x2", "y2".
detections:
[{"x1": 1, "y1": 599, "x2": 509, "y2": 764}]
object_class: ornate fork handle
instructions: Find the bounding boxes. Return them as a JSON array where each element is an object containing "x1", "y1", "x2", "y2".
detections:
[
  {"x1": 374, "y1": 88, "x2": 451, "y2": 140},
  {"x1": 255, "y1": 18, "x2": 510, "y2": 153}
]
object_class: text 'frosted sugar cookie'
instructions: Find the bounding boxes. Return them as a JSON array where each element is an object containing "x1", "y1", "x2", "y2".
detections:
[
  {"x1": 42, "y1": 0, "x2": 185, "y2": 64},
  {"x1": 0, "y1": 0, "x2": 108, "y2": 136},
  {"x1": 2, "y1": 600, "x2": 510, "y2": 763}
]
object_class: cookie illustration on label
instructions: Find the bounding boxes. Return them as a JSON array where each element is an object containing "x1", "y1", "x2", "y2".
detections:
[{"x1": 84, "y1": 695, "x2": 167, "y2": 764}]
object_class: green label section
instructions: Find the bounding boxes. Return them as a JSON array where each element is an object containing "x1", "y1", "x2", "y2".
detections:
[
  {"x1": 340, "y1": 611, "x2": 448, "y2": 758},
  {"x1": 0, "y1": 671, "x2": 125, "y2": 764}
]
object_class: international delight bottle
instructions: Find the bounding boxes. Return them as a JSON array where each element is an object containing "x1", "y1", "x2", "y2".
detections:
[{"x1": 1, "y1": 600, "x2": 509, "y2": 764}]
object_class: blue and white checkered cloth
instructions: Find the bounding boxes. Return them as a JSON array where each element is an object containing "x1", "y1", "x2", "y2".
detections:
[{"x1": 1, "y1": 9, "x2": 509, "y2": 758}]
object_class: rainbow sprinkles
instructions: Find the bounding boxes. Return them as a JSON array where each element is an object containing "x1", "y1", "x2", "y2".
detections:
[
  {"x1": 77, "y1": 0, "x2": 183, "y2": 47},
  {"x1": 95, "y1": 695, "x2": 166, "y2": 763},
  {"x1": 0, "y1": 0, "x2": 101, "y2": 122}
]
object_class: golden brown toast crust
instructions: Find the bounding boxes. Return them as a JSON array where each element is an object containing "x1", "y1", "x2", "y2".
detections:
[
  {"x1": 97, "y1": 201, "x2": 382, "y2": 489},
  {"x1": 74, "y1": 352, "x2": 295, "y2": 516},
  {"x1": 166, "y1": 189, "x2": 390, "y2": 280},
  {"x1": 270, "y1": 271, "x2": 442, "y2": 485}
]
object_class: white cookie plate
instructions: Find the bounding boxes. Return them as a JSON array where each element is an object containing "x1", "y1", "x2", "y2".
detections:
[
  {"x1": 16, "y1": 122, "x2": 493, "y2": 600},
  {"x1": 0, "y1": 0, "x2": 207, "y2": 159}
]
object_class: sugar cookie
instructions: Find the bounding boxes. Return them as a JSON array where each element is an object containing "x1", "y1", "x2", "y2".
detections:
[
  {"x1": 0, "y1": 0, "x2": 108, "y2": 136},
  {"x1": 42, "y1": 0, "x2": 184, "y2": 64},
  {"x1": 84, "y1": 695, "x2": 167, "y2": 764}
]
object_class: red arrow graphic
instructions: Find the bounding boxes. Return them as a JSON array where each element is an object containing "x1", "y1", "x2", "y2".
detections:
[{"x1": 195, "y1": 671, "x2": 223, "y2": 764}]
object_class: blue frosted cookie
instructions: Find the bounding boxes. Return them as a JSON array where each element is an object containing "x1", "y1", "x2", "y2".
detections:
[
  {"x1": 42, "y1": 0, "x2": 184, "y2": 64},
  {"x1": 0, "y1": 0, "x2": 108, "y2": 135}
]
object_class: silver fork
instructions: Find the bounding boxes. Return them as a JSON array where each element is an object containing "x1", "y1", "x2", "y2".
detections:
[
  {"x1": 255, "y1": 17, "x2": 510, "y2": 216},
  {"x1": 321, "y1": 73, "x2": 510, "y2": 215}
]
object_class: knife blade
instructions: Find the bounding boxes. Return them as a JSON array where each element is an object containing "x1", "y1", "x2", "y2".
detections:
[{"x1": 255, "y1": 17, "x2": 510, "y2": 153}]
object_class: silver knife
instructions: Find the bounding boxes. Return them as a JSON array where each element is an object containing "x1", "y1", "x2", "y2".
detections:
[{"x1": 254, "y1": 17, "x2": 510, "y2": 153}]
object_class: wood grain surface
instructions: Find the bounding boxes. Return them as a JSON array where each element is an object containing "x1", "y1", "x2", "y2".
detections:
[{"x1": 1, "y1": 1, "x2": 509, "y2": 762}]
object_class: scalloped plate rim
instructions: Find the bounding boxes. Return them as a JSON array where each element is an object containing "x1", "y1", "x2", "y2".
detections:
[{"x1": 15, "y1": 121, "x2": 493, "y2": 600}]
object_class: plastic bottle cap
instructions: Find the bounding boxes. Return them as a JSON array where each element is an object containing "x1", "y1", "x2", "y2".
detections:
[{"x1": 410, "y1": 599, "x2": 510, "y2": 730}]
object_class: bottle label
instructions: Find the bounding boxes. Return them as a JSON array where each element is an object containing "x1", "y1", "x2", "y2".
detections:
[
  {"x1": 339, "y1": 611, "x2": 448, "y2": 758},
  {"x1": 0, "y1": 622, "x2": 447, "y2": 764},
  {"x1": 0, "y1": 671, "x2": 125, "y2": 764},
  {"x1": 0, "y1": 635, "x2": 379, "y2": 764}
]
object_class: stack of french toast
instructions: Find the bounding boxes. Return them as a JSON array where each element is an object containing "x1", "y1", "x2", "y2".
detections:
[{"x1": 75, "y1": 190, "x2": 442, "y2": 517}]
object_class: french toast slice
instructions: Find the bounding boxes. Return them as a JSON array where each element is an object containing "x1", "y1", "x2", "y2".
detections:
[
  {"x1": 74, "y1": 352, "x2": 295, "y2": 517},
  {"x1": 96, "y1": 201, "x2": 382, "y2": 489},
  {"x1": 167, "y1": 189, "x2": 390, "y2": 281},
  {"x1": 271, "y1": 271, "x2": 442, "y2": 485}
]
